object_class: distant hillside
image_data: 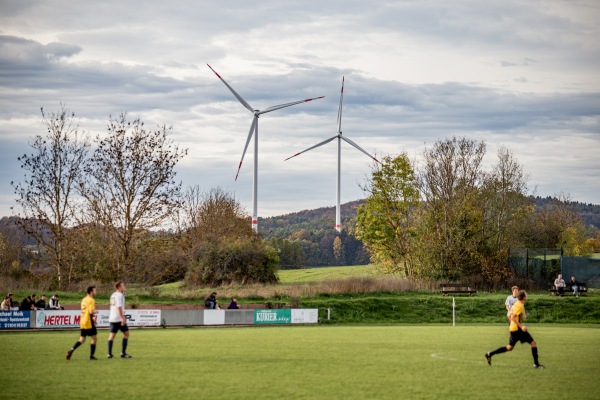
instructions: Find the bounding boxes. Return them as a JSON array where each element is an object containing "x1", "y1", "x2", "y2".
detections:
[
  {"x1": 259, "y1": 196, "x2": 600, "y2": 267},
  {"x1": 532, "y1": 196, "x2": 600, "y2": 230},
  {"x1": 259, "y1": 200, "x2": 370, "y2": 267}
]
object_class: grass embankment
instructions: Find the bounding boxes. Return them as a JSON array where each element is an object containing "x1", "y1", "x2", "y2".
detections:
[{"x1": 5, "y1": 264, "x2": 600, "y2": 324}]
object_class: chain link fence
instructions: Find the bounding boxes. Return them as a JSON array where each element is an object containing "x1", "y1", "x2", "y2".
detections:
[{"x1": 508, "y1": 248, "x2": 600, "y2": 288}]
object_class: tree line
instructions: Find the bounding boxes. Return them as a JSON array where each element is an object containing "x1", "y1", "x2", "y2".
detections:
[
  {"x1": 2, "y1": 106, "x2": 278, "y2": 290},
  {"x1": 2, "y1": 106, "x2": 598, "y2": 291},
  {"x1": 354, "y1": 137, "x2": 600, "y2": 287}
]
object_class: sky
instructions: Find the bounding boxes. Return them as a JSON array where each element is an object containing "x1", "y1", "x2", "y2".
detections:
[{"x1": 1, "y1": 0, "x2": 599, "y2": 227}]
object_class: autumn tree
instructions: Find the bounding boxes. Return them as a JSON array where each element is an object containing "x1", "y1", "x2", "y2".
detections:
[
  {"x1": 80, "y1": 113, "x2": 187, "y2": 277},
  {"x1": 11, "y1": 106, "x2": 90, "y2": 288},
  {"x1": 354, "y1": 153, "x2": 420, "y2": 277}
]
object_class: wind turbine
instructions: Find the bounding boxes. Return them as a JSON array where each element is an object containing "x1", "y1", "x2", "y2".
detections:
[
  {"x1": 285, "y1": 77, "x2": 379, "y2": 233},
  {"x1": 207, "y1": 64, "x2": 325, "y2": 232}
]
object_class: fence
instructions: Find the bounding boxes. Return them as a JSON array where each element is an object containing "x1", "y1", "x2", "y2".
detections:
[
  {"x1": 508, "y1": 248, "x2": 600, "y2": 288},
  {"x1": 0, "y1": 308, "x2": 319, "y2": 330},
  {"x1": 561, "y1": 257, "x2": 600, "y2": 288}
]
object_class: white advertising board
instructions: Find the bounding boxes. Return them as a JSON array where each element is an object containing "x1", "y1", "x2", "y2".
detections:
[
  {"x1": 34, "y1": 309, "x2": 161, "y2": 328},
  {"x1": 291, "y1": 309, "x2": 319, "y2": 324}
]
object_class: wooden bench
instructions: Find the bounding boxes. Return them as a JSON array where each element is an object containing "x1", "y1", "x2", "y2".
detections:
[
  {"x1": 549, "y1": 283, "x2": 587, "y2": 296},
  {"x1": 440, "y1": 283, "x2": 477, "y2": 296}
]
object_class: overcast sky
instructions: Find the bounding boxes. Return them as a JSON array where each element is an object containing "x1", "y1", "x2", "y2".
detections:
[{"x1": 1, "y1": 0, "x2": 599, "y2": 227}]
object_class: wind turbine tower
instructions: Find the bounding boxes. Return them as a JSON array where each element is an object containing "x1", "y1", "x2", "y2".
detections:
[{"x1": 285, "y1": 77, "x2": 379, "y2": 232}]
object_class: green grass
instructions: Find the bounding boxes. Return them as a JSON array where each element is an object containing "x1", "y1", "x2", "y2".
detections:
[
  {"x1": 277, "y1": 265, "x2": 375, "y2": 283},
  {"x1": 1, "y1": 325, "x2": 599, "y2": 399}
]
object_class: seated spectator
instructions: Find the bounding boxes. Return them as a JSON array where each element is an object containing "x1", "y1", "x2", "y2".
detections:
[
  {"x1": 19, "y1": 295, "x2": 34, "y2": 311},
  {"x1": 36, "y1": 294, "x2": 47, "y2": 310},
  {"x1": 228, "y1": 298, "x2": 240, "y2": 309},
  {"x1": 554, "y1": 274, "x2": 566, "y2": 296},
  {"x1": 569, "y1": 276, "x2": 580, "y2": 297},
  {"x1": 47, "y1": 295, "x2": 64, "y2": 310},
  {"x1": 7, "y1": 293, "x2": 17, "y2": 310},
  {"x1": 30, "y1": 294, "x2": 39, "y2": 310},
  {"x1": 204, "y1": 292, "x2": 218, "y2": 309},
  {"x1": 1, "y1": 296, "x2": 11, "y2": 311}
]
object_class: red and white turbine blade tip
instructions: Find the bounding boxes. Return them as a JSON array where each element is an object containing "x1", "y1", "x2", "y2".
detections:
[
  {"x1": 235, "y1": 162, "x2": 243, "y2": 181},
  {"x1": 207, "y1": 64, "x2": 221, "y2": 79},
  {"x1": 305, "y1": 96, "x2": 325, "y2": 102},
  {"x1": 284, "y1": 153, "x2": 302, "y2": 161}
]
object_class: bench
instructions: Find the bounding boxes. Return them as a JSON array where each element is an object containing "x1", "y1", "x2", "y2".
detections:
[
  {"x1": 440, "y1": 283, "x2": 477, "y2": 296},
  {"x1": 549, "y1": 283, "x2": 587, "y2": 296}
]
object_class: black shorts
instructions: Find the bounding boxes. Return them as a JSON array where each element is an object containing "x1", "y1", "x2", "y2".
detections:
[
  {"x1": 81, "y1": 324, "x2": 97, "y2": 337},
  {"x1": 509, "y1": 329, "x2": 534, "y2": 346},
  {"x1": 109, "y1": 322, "x2": 129, "y2": 333}
]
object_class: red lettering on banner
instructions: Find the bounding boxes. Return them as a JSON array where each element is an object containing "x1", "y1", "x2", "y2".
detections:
[{"x1": 74, "y1": 316, "x2": 80, "y2": 324}]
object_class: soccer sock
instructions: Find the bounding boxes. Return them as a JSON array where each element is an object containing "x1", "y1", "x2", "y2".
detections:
[
  {"x1": 72, "y1": 341, "x2": 82, "y2": 351},
  {"x1": 532, "y1": 347, "x2": 539, "y2": 365},
  {"x1": 108, "y1": 340, "x2": 114, "y2": 355},
  {"x1": 489, "y1": 346, "x2": 508, "y2": 356},
  {"x1": 90, "y1": 344, "x2": 96, "y2": 357},
  {"x1": 122, "y1": 338, "x2": 128, "y2": 355}
]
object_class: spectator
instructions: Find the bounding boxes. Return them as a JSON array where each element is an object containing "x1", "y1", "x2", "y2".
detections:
[
  {"x1": 554, "y1": 274, "x2": 566, "y2": 297},
  {"x1": 36, "y1": 295, "x2": 47, "y2": 309},
  {"x1": 48, "y1": 295, "x2": 64, "y2": 310},
  {"x1": 228, "y1": 298, "x2": 240, "y2": 309},
  {"x1": 569, "y1": 276, "x2": 580, "y2": 297},
  {"x1": 505, "y1": 286, "x2": 519, "y2": 325},
  {"x1": 1, "y1": 296, "x2": 11, "y2": 311},
  {"x1": 30, "y1": 294, "x2": 39, "y2": 310},
  {"x1": 19, "y1": 296, "x2": 33, "y2": 311},
  {"x1": 204, "y1": 292, "x2": 218, "y2": 309},
  {"x1": 8, "y1": 293, "x2": 17, "y2": 310}
]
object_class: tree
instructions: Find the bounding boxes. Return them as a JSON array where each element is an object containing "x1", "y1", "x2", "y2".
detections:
[
  {"x1": 186, "y1": 237, "x2": 279, "y2": 286},
  {"x1": 355, "y1": 153, "x2": 420, "y2": 277},
  {"x1": 81, "y1": 113, "x2": 187, "y2": 277},
  {"x1": 418, "y1": 136, "x2": 487, "y2": 278},
  {"x1": 183, "y1": 186, "x2": 252, "y2": 243},
  {"x1": 11, "y1": 105, "x2": 90, "y2": 289},
  {"x1": 333, "y1": 236, "x2": 345, "y2": 265}
]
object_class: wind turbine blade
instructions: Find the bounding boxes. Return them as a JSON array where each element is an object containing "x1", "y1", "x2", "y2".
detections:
[
  {"x1": 235, "y1": 116, "x2": 258, "y2": 180},
  {"x1": 207, "y1": 64, "x2": 255, "y2": 114},
  {"x1": 284, "y1": 136, "x2": 337, "y2": 161},
  {"x1": 259, "y1": 96, "x2": 325, "y2": 115},
  {"x1": 340, "y1": 136, "x2": 380, "y2": 163},
  {"x1": 337, "y1": 76, "x2": 344, "y2": 133}
]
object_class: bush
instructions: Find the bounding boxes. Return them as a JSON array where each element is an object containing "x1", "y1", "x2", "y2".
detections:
[{"x1": 186, "y1": 237, "x2": 279, "y2": 286}]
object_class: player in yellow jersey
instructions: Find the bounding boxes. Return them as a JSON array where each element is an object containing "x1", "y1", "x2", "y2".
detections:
[
  {"x1": 485, "y1": 290, "x2": 544, "y2": 368},
  {"x1": 66, "y1": 286, "x2": 99, "y2": 361}
]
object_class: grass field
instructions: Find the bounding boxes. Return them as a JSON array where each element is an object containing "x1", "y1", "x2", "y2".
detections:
[
  {"x1": 1, "y1": 325, "x2": 598, "y2": 400},
  {"x1": 278, "y1": 265, "x2": 375, "y2": 283}
]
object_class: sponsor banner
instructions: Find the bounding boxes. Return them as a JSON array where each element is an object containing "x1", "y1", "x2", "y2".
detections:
[
  {"x1": 291, "y1": 309, "x2": 318, "y2": 324},
  {"x1": 204, "y1": 310, "x2": 225, "y2": 325},
  {"x1": 254, "y1": 309, "x2": 292, "y2": 325},
  {"x1": 0, "y1": 310, "x2": 31, "y2": 329},
  {"x1": 35, "y1": 309, "x2": 161, "y2": 328}
]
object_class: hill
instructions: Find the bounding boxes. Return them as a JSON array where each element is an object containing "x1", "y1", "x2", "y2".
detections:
[{"x1": 258, "y1": 200, "x2": 370, "y2": 267}]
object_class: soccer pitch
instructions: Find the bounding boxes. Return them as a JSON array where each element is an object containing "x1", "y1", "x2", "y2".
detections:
[{"x1": 1, "y1": 325, "x2": 598, "y2": 400}]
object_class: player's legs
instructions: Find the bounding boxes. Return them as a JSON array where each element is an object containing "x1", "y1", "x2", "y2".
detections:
[
  {"x1": 108, "y1": 323, "x2": 119, "y2": 357},
  {"x1": 121, "y1": 325, "x2": 131, "y2": 357},
  {"x1": 528, "y1": 339, "x2": 543, "y2": 368},
  {"x1": 66, "y1": 335, "x2": 87, "y2": 360}
]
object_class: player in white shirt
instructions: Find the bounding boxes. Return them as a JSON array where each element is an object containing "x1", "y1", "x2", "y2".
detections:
[{"x1": 107, "y1": 281, "x2": 132, "y2": 358}]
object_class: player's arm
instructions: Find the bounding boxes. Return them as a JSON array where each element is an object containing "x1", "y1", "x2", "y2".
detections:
[{"x1": 118, "y1": 295, "x2": 126, "y2": 325}]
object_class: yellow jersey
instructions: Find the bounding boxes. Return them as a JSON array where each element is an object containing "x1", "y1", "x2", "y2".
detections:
[
  {"x1": 80, "y1": 295, "x2": 96, "y2": 329},
  {"x1": 509, "y1": 300, "x2": 524, "y2": 332}
]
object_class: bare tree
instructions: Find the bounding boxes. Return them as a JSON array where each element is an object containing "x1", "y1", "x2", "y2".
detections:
[
  {"x1": 419, "y1": 137, "x2": 487, "y2": 277},
  {"x1": 80, "y1": 113, "x2": 187, "y2": 276},
  {"x1": 186, "y1": 186, "x2": 253, "y2": 242},
  {"x1": 11, "y1": 105, "x2": 90, "y2": 288}
]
